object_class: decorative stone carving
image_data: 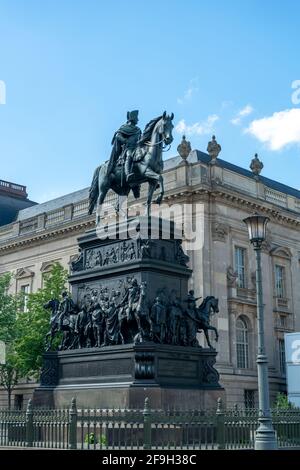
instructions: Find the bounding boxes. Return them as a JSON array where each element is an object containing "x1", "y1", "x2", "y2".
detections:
[
  {"x1": 41, "y1": 261, "x2": 59, "y2": 274},
  {"x1": 270, "y1": 246, "x2": 292, "y2": 259},
  {"x1": 83, "y1": 241, "x2": 137, "y2": 270},
  {"x1": 227, "y1": 266, "x2": 238, "y2": 287},
  {"x1": 201, "y1": 355, "x2": 220, "y2": 386},
  {"x1": 212, "y1": 222, "x2": 229, "y2": 242},
  {"x1": 137, "y1": 238, "x2": 153, "y2": 259},
  {"x1": 207, "y1": 135, "x2": 221, "y2": 165},
  {"x1": 70, "y1": 250, "x2": 84, "y2": 272},
  {"x1": 134, "y1": 352, "x2": 155, "y2": 379},
  {"x1": 175, "y1": 239, "x2": 189, "y2": 266},
  {"x1": 44, "y1": 281, "x2": 220, "y2": 351},
  {"x1": 40, "y1": 355, "x2": 59, "y2": 386},
  {"x1": 15, "y1": 267, "x2": 34, "y2": 279},
  {"x1": 177, "y1": 135, "x2": 191, "y2": 164},
  {"x1": 69, "y1": 235, "x2": 194, "y2": 274},
  {"x1": 250, "y1": 153, "x2": 263, "y2": 179}
]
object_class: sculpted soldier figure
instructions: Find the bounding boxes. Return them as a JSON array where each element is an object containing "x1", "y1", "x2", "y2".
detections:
[
  {"x1": 90, "y1": 290, "x2": 105, "y2": 347},
  {"x1": 118, "y1": 277, "x2": 140, "y2": 321},
  {"x1": 103, "y1": 291, "x2": 124, "y2": 346},
  {"x1": 107, "y1": 110, "x2": 142, "y2": 183},
  {"x1": 184, "y1": 290, "x2": 202, "y2": 347},
  {"x1": 58, "y1": 291, "x2": 77, "y2": 350},
  {"x1": 137, "y1": 238, "x2": 153, "y2": 259},
  {"x1": 167, "y1": 294, "x2": 183, "y2": 345},
  {"x1": 175, "y1": 240, "x2": 189, "y2": 266},
  {"x1": 150, "y1": 296, "x2": 167, "y2": 343},
  {"x1": 75, "y1": 294, "x2": 92, "y2": 349}
]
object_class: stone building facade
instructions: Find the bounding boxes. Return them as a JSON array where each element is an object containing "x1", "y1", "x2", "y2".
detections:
[{"x1": 0, "y1": 148, "x2": 299, "y2": 408}]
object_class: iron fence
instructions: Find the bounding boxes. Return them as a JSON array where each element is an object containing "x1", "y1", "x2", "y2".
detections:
[{"x1": 0, "y1": 397, "x2": 300, "y2": 450}]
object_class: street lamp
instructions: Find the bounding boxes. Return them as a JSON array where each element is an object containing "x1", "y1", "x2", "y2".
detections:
[{"x1": 243, "y1": 213, "x2": 278, "y2": 450}]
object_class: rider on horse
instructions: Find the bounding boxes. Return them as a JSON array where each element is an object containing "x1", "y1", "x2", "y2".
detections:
[{"x1": 107, "y1": 110, "x2": 142, "y2": 183}]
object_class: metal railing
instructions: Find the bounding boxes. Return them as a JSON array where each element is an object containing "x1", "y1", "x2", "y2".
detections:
[
  {"x1": 0, "y1": 179, "x2": 27, "y2": 196},
  {"x1": 1, "y1": 398, "x2": 300, "y2": 450}
]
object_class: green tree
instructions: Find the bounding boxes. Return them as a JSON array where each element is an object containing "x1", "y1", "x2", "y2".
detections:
[
  {"x1": 274, "y1": 392, "x2": 295, "y2": 409},
  {"x1": 14, "y1": 263, "x2": 68, "y2": 378},
  {"x1": 0, "y1": 273, "x2": 18, "y2": 343},
  {"x1": 0, "y1": 273, "x2": 22, "y2": 408}
]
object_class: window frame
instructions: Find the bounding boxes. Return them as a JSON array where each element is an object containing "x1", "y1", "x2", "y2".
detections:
[
  {"x1": 275, "y1": 264, "x2": 286, "y2": 299},
  {"x1": 20, "y1": 284, "x2": 30, "y2": 313},
  {"x1": 236, "y1": 316, "x2": 250, "y2": 369},
  {"x1": 235, "y1": 246, "x2": 247, "y2": 289}
]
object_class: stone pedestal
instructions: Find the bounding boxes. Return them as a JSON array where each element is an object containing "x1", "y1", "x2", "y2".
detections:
[
  {"x1": 69, "y1": 216, "x2": 191, "y2": 308},
  {"x1": 35, "y1": 216, "x2": 224, "y2": 410},
  {"x1": 33, "y1": 343, "x2": 224, "y2": 409}
]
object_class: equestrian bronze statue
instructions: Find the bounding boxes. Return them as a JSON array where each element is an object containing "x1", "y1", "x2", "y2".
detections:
[{"x1": 88, "y1": 110, "x2": 174, "y2": 223}]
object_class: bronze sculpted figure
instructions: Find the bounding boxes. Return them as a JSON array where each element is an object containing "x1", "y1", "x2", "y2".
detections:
[
  {"x1": 44, "y1": 298, "x2": 60, "y2": 351},
  {"x1": 150, "y1": 296, "x2": 167, "y2": 343},
  {"x1": 88, "y1": 110, "x2": 174, "y2": 222},
  {"x1": 107, "y1": 110, "x2": 142, "y2": 183},
  {"x1": 184, "y1": 290, "x2": 202, "y2": 347},
  {"x1": 44, "y1": 285, "x2": 220, "y2": 350}
]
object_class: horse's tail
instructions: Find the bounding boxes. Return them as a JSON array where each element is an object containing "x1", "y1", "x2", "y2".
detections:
[{"x1": 88, "y1": 165, "x2": 100, "y2": 215}]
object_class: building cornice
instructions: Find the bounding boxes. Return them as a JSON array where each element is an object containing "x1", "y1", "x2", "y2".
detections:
[{"x1": 1, "y1": 160, "x2": 300, "y2": 254}]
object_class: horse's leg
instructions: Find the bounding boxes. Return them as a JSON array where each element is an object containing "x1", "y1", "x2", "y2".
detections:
[
  {"x1": 145, "y1": 181, "x2": 157, "y2": 216},
  {"x1": 208, "y1": 325, "x2": 219, "y2": 342},
  {"x1": 155, "y1": 174, "x2": 164, "y2": 205},
  {"x1": 204, "y1": 328, "x2": 212, "y2": 348},
  {"x1": 96, "y1": 166, "x2": 111, "y2": 224},
  {"x1": 96, "y1": 188, "x2": 109, "y2": 225},
  {"x1": 49, "y1": 330, "x2": 56, "y2": 350},
  {"x1": 45, "y1": 332, "x2": 51, "y2": 350}
]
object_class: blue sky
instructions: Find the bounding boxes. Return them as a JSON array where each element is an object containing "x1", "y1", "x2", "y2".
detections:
[{"x1": 0, "y1": 0, "x2": 300, "y2": 202}]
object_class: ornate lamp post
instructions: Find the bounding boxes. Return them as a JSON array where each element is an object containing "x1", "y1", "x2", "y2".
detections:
[{"x1": 243, "y1": 213, "x2": 277, "y2": 450}]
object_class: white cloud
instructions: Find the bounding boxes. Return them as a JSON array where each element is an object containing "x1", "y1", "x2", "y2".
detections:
[
  {"x1": 177, "y1": 78, "x2": 199, "y2": 105},
  {"x1": 175, "y1": 114, "x2": 219, "y2": 136},
  {"x1": 231, "y1": 104, "x2": 253, "y2": 125},
  {"x1": 246, "y1": 108, "x2": 300, "y2": 151}
]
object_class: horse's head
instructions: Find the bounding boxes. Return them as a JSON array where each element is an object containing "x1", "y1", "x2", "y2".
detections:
[
  {"x1": 159, "y1": 111, "x2": 174, "y2": 145},
  {"x1": 44, "y1": 298, "x2": 59, "y2": 312},
  {"x1": 199, "y1": 296, "x2": 219, "y2": 319},
  {"x1": 209, "y1": 296, "x2": 219, "y2": 315}
]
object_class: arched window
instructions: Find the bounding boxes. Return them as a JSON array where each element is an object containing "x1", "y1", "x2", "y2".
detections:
[{"x1": 236, "y1": 317, "x2": 249, "y2": 369}]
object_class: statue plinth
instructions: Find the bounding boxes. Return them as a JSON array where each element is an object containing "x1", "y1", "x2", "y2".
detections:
[
  {"x1": 69, "y1": 216, "x2": 191, "y2": 312},
  {"x1": 34, "y1": 343, "x2": 223, "y2": 409},
  {"x1": 34, "y1": 216, "x2": 224, "y2": 409}
]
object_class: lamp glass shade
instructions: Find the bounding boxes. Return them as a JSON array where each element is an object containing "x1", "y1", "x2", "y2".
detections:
[{"x1": 243, "y1": 213, "x2": 269, "y2": 243}]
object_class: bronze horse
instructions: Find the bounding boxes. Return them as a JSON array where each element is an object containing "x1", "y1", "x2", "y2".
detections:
[
  {"x1": 196, "y1": 296, "x2": 219, "y2": 348},
  {"x1": 88, "y1": 112, "x2": 174, "y2": 223}
]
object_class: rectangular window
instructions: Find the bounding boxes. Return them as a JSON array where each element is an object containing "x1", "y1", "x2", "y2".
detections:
[
  {"x1": 236, "y1": 318, "x2": 249, "y2": 369},
  {"x1": 275, "y1": 265, "x2": 285, "y2": 298},
  {"x1": 244, "y1": 389, "x2": 255, "y2": 409},
  {"x1": 20, "y1": 284, "x2": 30, "y2": 312},
  {"x1": 235, "y1": 247, "x2": 246, "y2": 288},
  {"x1": 279, "y1": 339, "x2": 286, "y2": 375}
]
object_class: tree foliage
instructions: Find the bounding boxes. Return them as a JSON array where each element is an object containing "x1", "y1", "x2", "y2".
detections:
[
  {"x1": 0, "y1": 273, "x2": 22, "y2": 408},
  {"x1": 274, "y1": 392, "x2": 296, "y2": 409},
  {"x1": 0, "y1": 273, "x2": 19, "y2": 344},
  {"x1": 14, "y1": 263, "x2": 68, "y2": 378}
]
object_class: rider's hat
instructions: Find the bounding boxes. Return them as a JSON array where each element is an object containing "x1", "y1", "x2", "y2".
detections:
[{"x1": 127, "y1": 110, "x2": 139, "y2": 122}]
